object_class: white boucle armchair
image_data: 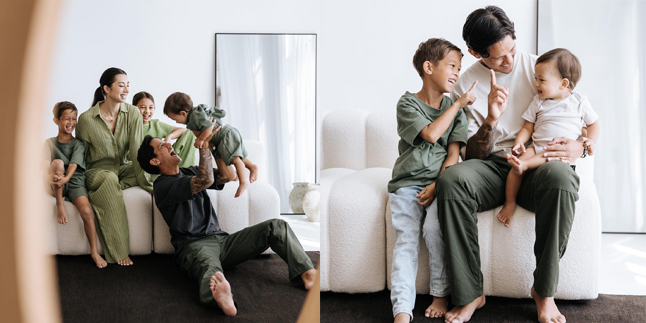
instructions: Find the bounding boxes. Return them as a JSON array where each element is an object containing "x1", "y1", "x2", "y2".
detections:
[
  {"x1": 48, "y1": 139, "x2": 280, "y2": 256},
  {"x1": 320, "y1": 108, "x2": 600, "y2": 300}
]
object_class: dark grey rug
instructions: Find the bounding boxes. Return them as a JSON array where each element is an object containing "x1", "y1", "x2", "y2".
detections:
[
  {"x1": 57, "y1": 251, "x2": 319, "y2": 323},
  {"x1": 321, "y1": 290, "x2": 646, "y2": 323}
]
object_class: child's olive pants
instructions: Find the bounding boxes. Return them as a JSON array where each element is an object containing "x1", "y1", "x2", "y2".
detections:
[{"x1": 435, "y1": 155, "x2": 579, "y2": 306}]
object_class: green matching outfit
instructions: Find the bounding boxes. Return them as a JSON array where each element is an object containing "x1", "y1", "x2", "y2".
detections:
[
  {"x1": 43, "y1": 137, "x2": 88, "y2": 202},
  {"x1": 143, "y1": 119, "x2": 197, "y2": 182},
  {"x1": 76, "y1": 101, "x2": 152, "y2": 263},
  {"x1": 187, "y1": 104, "x2": 248, "y2": 166}
]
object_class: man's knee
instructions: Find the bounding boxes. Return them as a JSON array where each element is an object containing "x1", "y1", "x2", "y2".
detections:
[
  {"x1": 534, "y1": 161, "x2": 579, "y2": 193},
  {"x1": 436, "y1": 162, "x2": 478, "y2": 199}
]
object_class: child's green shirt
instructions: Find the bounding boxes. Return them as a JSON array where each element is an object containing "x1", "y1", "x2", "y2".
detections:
[
  {"x1": 43, "y1": 137, "x2": 86, "y2": 176},
  {"x1": 387, "y1": 92, "x2": 468, "y2": 193}
]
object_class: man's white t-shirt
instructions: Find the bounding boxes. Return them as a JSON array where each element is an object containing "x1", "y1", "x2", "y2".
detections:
[{"x1": 450, "y1": 50, "x2": 538, "y2": 158}]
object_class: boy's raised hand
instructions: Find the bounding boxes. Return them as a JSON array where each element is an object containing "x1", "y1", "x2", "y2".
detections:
[
  {"x1": 457, "y1": 81, "x2": 478, "y2": 108},
  {"x1": 487, "y1": 69, "x2": 509, "y2": 122}
]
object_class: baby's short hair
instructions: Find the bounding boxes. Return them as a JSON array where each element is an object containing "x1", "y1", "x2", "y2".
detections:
[
  {"x1": 413, "y1": 38, "x2": 463, "y2": 78},
  {"x1": 53, "y1": 101, "x2": 77, "y2": 119},
  {"x1": 164, "y1": 92, "x2": 194, "y2": 115},
  {"x1": 536, "y1": 48, "x2": 581, "y2": 90}
]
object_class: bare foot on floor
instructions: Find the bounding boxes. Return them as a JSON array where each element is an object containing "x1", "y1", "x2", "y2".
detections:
[
  {"x1": 426, "y1": 296, "x2": 448, "y2": 318},
  {"x1": 301, "y1": 269, "x2": 317, "y2": 291},
  {"x1": 117, "y1": 256, "x2": 133, "y2": 266},
  {"x1": 393, "y1": 312, "x2": 410, "y2": 323},
  {"x1": 248, "y1": 164, "x2": 258, "y2": 183},
  {"x1": 506, "y1": 154, "x2": 527, "y2": 176},
  {"x1": 92, "y1": 252, "x2": 107, "y2": 268},
  {"x1": 235, "y1": 180, "x2": 248, "y2": 198},
  {"x1": 532, "y1": 286, "x2": 566, "y2": 323},
  {"x1": 496, "y1": 202, "x2": 515, "y2": 227},
  {"x1": 210, "y1": 272, "x2": 237, "y2": 316},
  {"x1": 444, "y1": 293, "x2": 485, "y2": 323},
  {"x1": 56, "y1": 204, "x2": 68, "y2": 224}
]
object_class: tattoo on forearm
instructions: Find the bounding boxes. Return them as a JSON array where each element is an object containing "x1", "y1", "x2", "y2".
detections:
[
  {"x1": 465, "y1": 123, "x2": 494, "y2": 160},
  {"x1": 215, "y1": 172, "x2": 229, "y2": 185},
  {"x1": 190, "y1": 147, "x2": 214, "y2": 194}
]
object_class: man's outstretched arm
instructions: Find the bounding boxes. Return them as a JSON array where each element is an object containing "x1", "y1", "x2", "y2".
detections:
[{"x1": 190, "y1": 145, "x2": 214, "y2": 195}]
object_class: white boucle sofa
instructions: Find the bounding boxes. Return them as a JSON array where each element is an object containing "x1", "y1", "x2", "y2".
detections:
[
  {"x1": 320, "y1": 109, "x2": 600, "y2": 300},
  {"x1": 49, "y1": 139, "x2": 280, "y2": 257}
]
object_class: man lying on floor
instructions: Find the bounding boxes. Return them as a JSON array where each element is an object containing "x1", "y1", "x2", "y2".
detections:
[{"x1": 137, "y1": 133, "x2": 316, "y2": 316}]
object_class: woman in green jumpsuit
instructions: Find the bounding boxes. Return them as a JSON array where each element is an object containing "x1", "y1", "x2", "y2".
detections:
[
  {"x1": 133, "y1": 91, "x2": 197, "y2": 184},
  {"x1": 76, "y1": 68, "x2": 152, "y2": 266}
]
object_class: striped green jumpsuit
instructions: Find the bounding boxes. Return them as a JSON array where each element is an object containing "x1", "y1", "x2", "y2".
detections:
[{"x1": 76, "y1": 102, "x2": 153, "y2": 263}]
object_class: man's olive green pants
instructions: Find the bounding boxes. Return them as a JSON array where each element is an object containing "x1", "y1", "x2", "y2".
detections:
[
  {"x1": 174, "y1": 219, "x2": 315, "y2": 307},
  {"x1": 435, "y1": 155, "x2": 579, "y2": 306}
]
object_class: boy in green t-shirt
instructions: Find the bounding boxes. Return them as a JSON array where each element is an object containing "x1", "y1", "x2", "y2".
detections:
[
  {"x1": 387, "y1": 38, "x2": 477, "y2": 322},
  {"x1": 42, "y1": 101, "x2": 107, "y2": 269}
]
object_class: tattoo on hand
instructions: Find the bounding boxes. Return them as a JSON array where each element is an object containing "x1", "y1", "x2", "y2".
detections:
[
  {"x1": 215, "y1": 172, "x2": 229, "y2": 185},
  {"x1": 466, "y1": 123, "x2": 494, "y2": 160}
]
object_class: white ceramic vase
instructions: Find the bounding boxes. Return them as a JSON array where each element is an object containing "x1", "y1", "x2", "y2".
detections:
[
  {"x1": 289, "y1": 182, "x2": 309, "y2": 213},
  {"x1": 302, "y1": 183, "x2": 320, "y2": 222}
]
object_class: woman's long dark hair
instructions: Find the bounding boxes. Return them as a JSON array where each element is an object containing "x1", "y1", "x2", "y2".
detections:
[{"x1": 92, "y1": 67, "x2": 127, "y2": 106}]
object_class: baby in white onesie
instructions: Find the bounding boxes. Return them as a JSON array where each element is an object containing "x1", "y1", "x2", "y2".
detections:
[{"x1": 497, "y1": 48, "x2": 601, "y2": 227}]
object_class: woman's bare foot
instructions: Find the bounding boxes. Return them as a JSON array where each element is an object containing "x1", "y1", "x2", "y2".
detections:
[
  {"x1": 301, "y1": 269, "x2": 317, "y2": 290},
  {"x1": 235, "y1": 180, "x2": 248, "y2": 198},
  {"x1": 117, "y1": 256, "x2": 133, "y2": 266},
  {"x1": 56, "y1": 204, "x2": 68, "y2": 224},
  {"x1": 426, "y1": 296, "x2": 448, "y2": 318},
  {"x1": 91, "y1": 252, "x2": 107, "y2": 268},
  {"x1": 506, "y1": 154, "x2": 527, "y2": 176},
  {"x1": 248, "y1": 164, "x2": 258, "y2": 183},
  {"x1": 531, "y1": 286, "x2": 566, "y2": 323},
  {"x1": 393, "y1": 312, "x2": 410, "y2": 323},
  {"x1": 210, "y1": 272, "x2": 237, "y2": 316},
  {"x1": 444, "y1": 293, "x2": 485, "y2": 323},
  {"x1": 496, "y1": 202, "x2": 515, "y2": 227}
]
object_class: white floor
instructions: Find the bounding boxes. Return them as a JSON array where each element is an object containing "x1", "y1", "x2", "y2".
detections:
[
  {"x1": 600, "y1": 233, "x2": 646, "y2": 295},
  {"x1": 280, "y1": 214, "x2": 320, "y2": 252}
]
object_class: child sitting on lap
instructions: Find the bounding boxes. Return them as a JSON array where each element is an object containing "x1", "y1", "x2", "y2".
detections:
[
  {"x1": 497, "y1": 48, "x2": 600, "y2": 226},
  {"x1": 388, "y1": 38, "x2": 476, "y2": 323},
  {"x1": 163, "y1": 92, "x2": 258, "y2": 198},
  {"x1": 42, "y1": 101, "x2": 107, "y2": 268}
]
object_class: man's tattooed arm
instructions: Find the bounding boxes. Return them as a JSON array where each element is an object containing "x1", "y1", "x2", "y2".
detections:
[
  {"x1": 190, "y1": 145, "x2": 214, "y2": 194},
  {"x1": 465, "y1": 123, "x2": 495, "y2": 160}
]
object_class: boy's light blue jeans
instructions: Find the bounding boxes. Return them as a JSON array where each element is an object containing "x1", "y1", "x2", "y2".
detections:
[{"x1": 390, "y1": 185, "x2": 450, "y2": 320}]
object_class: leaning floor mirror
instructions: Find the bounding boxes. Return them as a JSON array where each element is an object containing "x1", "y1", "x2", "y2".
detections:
[{"x1": 215, "y1": 33, "x2": 317, "y2": 214}]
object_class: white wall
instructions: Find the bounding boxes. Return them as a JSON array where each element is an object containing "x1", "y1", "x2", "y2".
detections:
[{"x1": 44, "y1": 0, "x2": 537, "y2": 136}]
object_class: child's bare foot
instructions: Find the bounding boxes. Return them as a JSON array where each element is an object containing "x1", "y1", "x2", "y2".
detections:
[
  {"x1": 394, "y1": 313, "x2": 410, "y2": 323},
  {"x1": 248, "y1": 164, "x2": 258, "y2": 183},
  {"x1": 532, "y1": 286, "x2": 566, "y2": 323},
  {"x1": 235, "y1": 180, "x2": 248, "y2": 198},
  {"x1": 444, "y1": 293, "x2": 485, "y2": 323},
  {"x1": 301, "y1": 269, "x2": 317, "y2": 290},
  {"x1": 56, "y1": 204, "x2": 68, "y2": 224},
  {"x1": 425, "y1": 296, "x2": 448, "y2": 318},
  {"x1": 210, "y1": 272, "x2": 237, "y2": 316},
  {"x1": 506, "y1": 154, "x2": 527, "y2": 176},
  {"x1": 496, "y1": 202, "x2": 515, "y2": 227},
  {"x1": 117, "y1": 256, "x2": 133, "y2": 266},
  {"x1": 91, "y1": 252, "x2": 107, "y2": 268}
]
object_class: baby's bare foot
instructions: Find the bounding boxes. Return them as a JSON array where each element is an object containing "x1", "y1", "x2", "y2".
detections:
[
  {"x1": 425, "y1": 296, "x2": 448, "y2": 318},
  {"x1": 117, "y1": 256, "x2": 133, "y2": 266},
  {"x1": 506, "y1": 154, "x2": 526, "y2": 176},
  {"x1": 56, "y1": 204, "x2": 68, "y2": 224},
  {"x1": 301, "y1": 269, "x2": 317, "y2": 290},
  {"x1": 235, "y1": 180, "x2": 248, "y2": 198},
  {"x1": 496, "y1": 202, "x2": 515, "y2": 227},
  {"x1": 532, "y1": 286, "x2": 566, "y2": 323},
  {"x1": 248, "y1": 164, "x2": 258, "y2": 183},
  {"x1": 444, "y1": 293, "x2": 485, "y2": 323},
  {"x1": 210, "y1": 272, "x2": 237, "y2": 316},
  {"x1": 92, "y1": 252, "x2": 107, "y2": 268}
]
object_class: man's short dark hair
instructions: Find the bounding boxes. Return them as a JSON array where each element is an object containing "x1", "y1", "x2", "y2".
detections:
[
  {"x1": 137, "y1": 135, "x2": 160, "y2": 174},
  {"x1": 536, "y1": 48, "x2": 581, "y2": 90},
  {"x1": 413, "y1": 38, "x2": 463, "y2": 78},
  {"x1": 463, "y1": 6, "x2": 516, "y2": 58}
]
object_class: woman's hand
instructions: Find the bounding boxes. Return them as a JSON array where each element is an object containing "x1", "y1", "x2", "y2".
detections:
[{"x1": 416, "y1": 183, "x2": 436, "y2": 207}]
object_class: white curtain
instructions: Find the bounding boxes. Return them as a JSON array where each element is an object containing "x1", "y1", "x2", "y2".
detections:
[
  {"x1": 539, "y1": 0, "x2": 646, "y2": 232},
  {"x1": 216, "y1": 35, "x2": 316, "y2": 213}
]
